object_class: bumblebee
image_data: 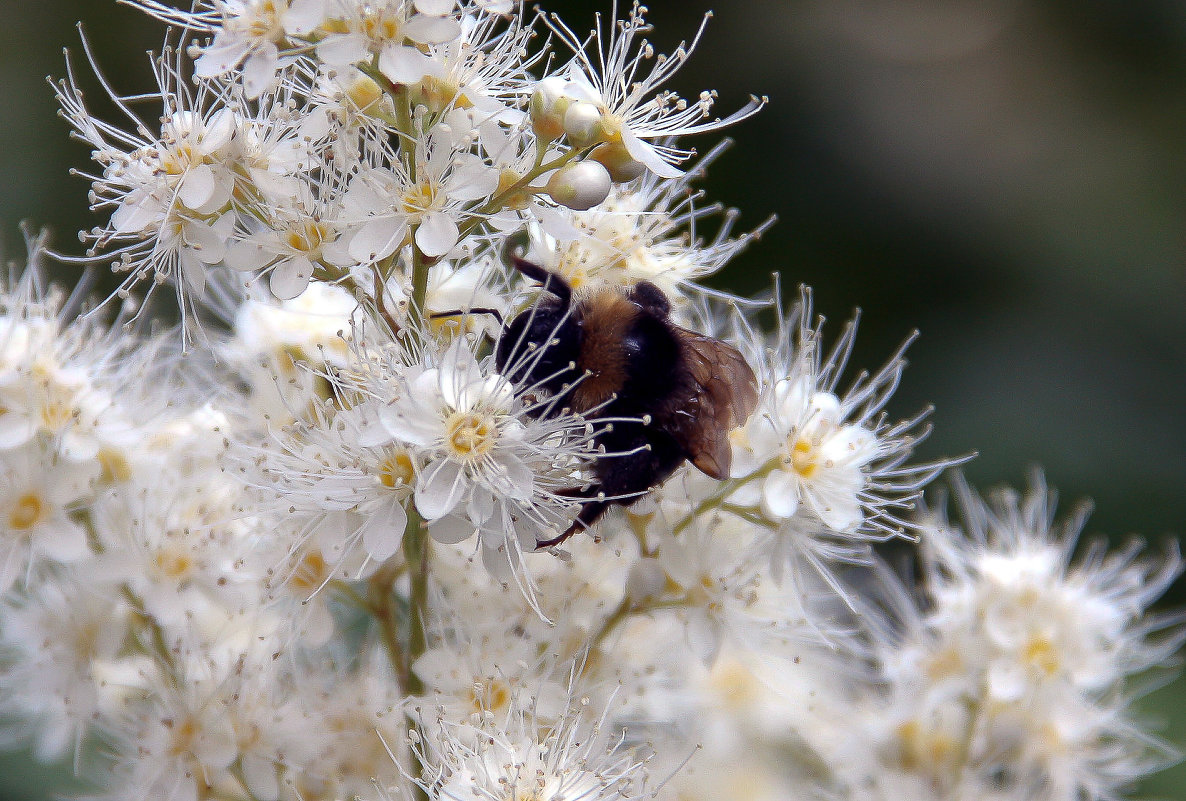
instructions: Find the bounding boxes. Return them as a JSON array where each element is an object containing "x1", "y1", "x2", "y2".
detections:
[{"x1": 495, "y1": 258, "x2": 760, "y2": 548}]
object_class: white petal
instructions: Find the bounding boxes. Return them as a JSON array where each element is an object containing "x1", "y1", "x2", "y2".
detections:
[
  {"x1": 348, "y1": 217, "x2": 407, "y2": 263},
  {"x1": 533, "y1": 203, "x2": 582, "y2": 240},
  {"x1": 195, "y1": 38, "x2": 250, "y2": 77},
  {"x1": 466, "y1": 488, "x2": 494, "y2": 525},
  {"x1": 243, "y1": 47, "x2": 280, "y2": 99},
  {"x1": 807, "y1": 483, "x2": 863, "y2": 531},
  {"x1": 414, "y1": 0, "x2": 455, "y2": 15},
  {"x1": 110, "y1": 194, "x2": 161, "y2": 234},
  {"x1": 269, "y1": 255, "x2": 314, "y2": 299},
  {"x1": 360, "y1": 502, "x2": 407, "y2": 561},
  {"x1": 178, "y1": 248, "x2": 208, "y2": 295},
  {"x1": 404, "y1": 14, "x2": 461, "y2": 44},
  {"x1": 36, "y1": 518, "x2": 89, "y2": 562},
  {"x1": 379, "y1": 45, "x2": 435, "y2": 85},
  {"x1": 316, "y1": 33, "x2": 370, "y2": 67},
  {"x1": 621, "y1": 127, "x2": 684, "y2": 179},
  {"x1": 414, "y1": 212, "x2": 459, "y2": 257},
  {"x1": 416, "y1": 459, "x2": 466, "y2": 519},
  {"x1": 184, "y1": 219, "x2": 228, "y2": 264},
  {"x1": 283, "y1": 0, "x2": 325, "y2": 35},
  {"x1": 380, "y1": 404, "x2": 441, "y2": 448},
  {"x1": 761, "y1": 470, "x2": 800, "y2": 519},
  {"x1": 488, "y1": 452, "x2": 532, "y2": 501},
  {"x1": 428, "y1": 514, "x2": 476, "y2": 544},
  {"x1": 241, "y1": 754, "x2": 281, "y2": 801},
  {"x1": 225, "y1": 239, "x2": 272, "y2": 272},
  {"x1": 200, "y1": 109, "x2": 237, "y2": 152},
  {"x1": 820, "y1": 424, "x2": 878, "y2": 467},
  {"x1": 448, "y1": 156, "x2": 499, "y2": 200},
  {"x1": 177, "y1": 164, "x2": 217, "y2": 211}
]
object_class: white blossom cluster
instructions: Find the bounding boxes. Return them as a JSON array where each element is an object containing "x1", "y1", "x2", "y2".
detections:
[{"x1": 0, "y1": 2, "x2": 1180, "y2": 801}]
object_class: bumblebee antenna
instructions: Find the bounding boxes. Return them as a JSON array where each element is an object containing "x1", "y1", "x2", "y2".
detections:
[
  {"x1": 512, "y1": 257, "x2": 571, "y2": 309},
  {"x1": 428, "y1": 308, "x2": 504, "y2": 324}
]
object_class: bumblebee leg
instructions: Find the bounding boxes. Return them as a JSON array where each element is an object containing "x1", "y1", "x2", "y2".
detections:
[{"x1": 538, "y1": 496, "x2": 611, "y2": 550}]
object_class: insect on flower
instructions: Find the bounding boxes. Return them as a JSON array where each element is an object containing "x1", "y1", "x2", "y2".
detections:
[{"x1": 495, "y1": 258, "x2": 759, "y2": 548}]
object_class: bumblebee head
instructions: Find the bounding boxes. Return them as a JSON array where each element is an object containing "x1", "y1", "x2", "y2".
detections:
[{"x1": 496, "y1": 259, "x2": 581, "y2": 394}]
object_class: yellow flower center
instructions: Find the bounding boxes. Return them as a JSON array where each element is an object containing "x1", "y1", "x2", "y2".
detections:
[
  {"x1": 345, "y1": 73, "x2": 385, "y2": 114},
  {"x1": 289, "y1": 549, "x2": 330, "y2": 593},
  {"x1": 246, "y1": 0, "x2": 286, "y2": 41},
  {"x1": 1023, "y1": 636, "x2": 1060, "y2": 677},
  {"x1": 378, "y1": 449, "x2": 415, "y2": 488},
  {"x1": 445, "y1": 411, "x2": 496, "y2": 461},
  {"x1": 162, "y1": 144, "x2": 199, "y2": 176},
  {"x1": 359, "y1": 9, "x2": 403, "y2": 43},
  {"x1": 411, "y1": 75, "x2": 473, "y2": 113},
  {"x1": 164, "y1": 715, "x2": 200, "y2": 758},
  {"x1": 8, "y1": 493, "x2": 46, "y2": 531},
  {"x1": 285, "y1": 220, "x2": 333, "y2": 256},
  {"x1": 153, "y1": 546, "x2": 195, "y2": 581},
  {"x1": 895, "y1": 718, "x2": 958, "y2": 774},
  {"x1": 468, "y1": 679, "x2": 512, "y2": 716},
  {"x1": 784, "y1": 437, "x2": 818, "y2": 478},
  {"x1": 97, "y1": 447, "x2": 133, "y2": 485},
  {"x1": 402, "y1": 177, "x2": 445, "y2": 217},
  {"x1": 495, "y1": 168, "x2": 532, "y2": 211}
]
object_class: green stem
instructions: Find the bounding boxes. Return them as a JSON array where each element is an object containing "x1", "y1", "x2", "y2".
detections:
[
  {"x1": 408, "y1": 241, "x2": 431, "y2": 320},
  {"x1": 367, "y1": 555, "x2": 408, "y2": 691},
  {"x1": 401, "y1": 504, "x2": 429, "y2": 697},
  {"x1": 588, "y1": 594, "x2": 636, "y2": 655}
]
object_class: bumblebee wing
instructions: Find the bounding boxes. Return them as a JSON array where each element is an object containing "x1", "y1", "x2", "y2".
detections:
[{"x1": 666, "y1": 327, "x2": 760, "y2": 480}]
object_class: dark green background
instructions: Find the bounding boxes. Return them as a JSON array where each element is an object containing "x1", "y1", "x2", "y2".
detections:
[{"x1": 1, "y1": 0, "x2": 1183, "y2": 797}]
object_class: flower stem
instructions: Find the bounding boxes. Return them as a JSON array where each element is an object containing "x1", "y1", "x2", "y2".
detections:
[{"x1": 401, "y1": 504, "x2": 429, "y2": 697}]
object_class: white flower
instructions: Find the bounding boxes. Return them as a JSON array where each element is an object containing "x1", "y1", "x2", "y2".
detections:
[
  {"x1": 238, "y1": 397, "x2": 415, "y2": 575},
  {"x1": 0, "y1": 441, "x2": 98, "y2": 594},
  {"x1": 133, "y1": 0, "x2": 327, "y2": 98},
  {"x1": 523, "y1": 141, "x2": 775, "y2": 300},
  {"x1": 342, "y1": 129, "x2": 499, "y2": 261},
  {"x1": 219, "y1": 279, "x2": 359, "y2": 427},
  {"x1": 0, "y1": 254, "x2": 140, "y2": 462},
  {"x1": 225, "y1": 180, "x2": 353, "y2": 299},
  {"x1": 376, "y1": 338, "x2": 591, "y2": 552},
  {"x1": 539, "y1": 4, "x2": 766, "y2": 177},
  {"x1": 412, "y1": 690, "x2": 653, "y2": 801},
  {"x1": 818, "y1": 474, "x2": 1186, "y2": 801},
  {"x1": 0, "y1": 571, "x2": 131, "y2": 762},
  {"x1": 724, "y1": 292, "x2": 962, "y2": 585},
  {"x1": 403, "y1": 9, "x2": 530, "y2": 127},
  {"x1": 314, "y1": 0, "x2": 462, "y2": 81},
  {"x1": 55, "y1": 43, "x2": 242, "y2": 329}
]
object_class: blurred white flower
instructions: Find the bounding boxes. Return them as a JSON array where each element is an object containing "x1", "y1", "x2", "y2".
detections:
[{"x1": 0, "y1": 442, "x2": 97, "y2": 594}]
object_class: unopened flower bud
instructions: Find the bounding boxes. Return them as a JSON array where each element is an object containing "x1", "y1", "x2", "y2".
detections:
[
  {"x1": 563, "y1": 101, "x2": 605, "y2": 149},
  {"x1": 590, "y1": 141, "x2": 647, "y2": 183},
  {"x1": 530, "y1": 77, "x2": 570, "y2": 142},
  {"x1": 546, "y1": 160, "x2": 612, "y2": 210}
]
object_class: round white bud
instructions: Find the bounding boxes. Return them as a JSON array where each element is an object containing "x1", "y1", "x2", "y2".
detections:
[
  {"x1": 530, "y1": 76, "x2": 571, "y2": 142},
  {"x1": 563, "y1": 101, "x2": 606, "y2": 148},
  {"x1": 590, "y1": 141, "x2": 647, "y2": 182},
  {"x1": 546, "y1": 160, "x2": 613, "y2": 210}
]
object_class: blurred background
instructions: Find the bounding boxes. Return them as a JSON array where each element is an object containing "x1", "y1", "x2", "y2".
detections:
[{"x1": 1, "y1": 0, "x2": 1184, "y2": 797}]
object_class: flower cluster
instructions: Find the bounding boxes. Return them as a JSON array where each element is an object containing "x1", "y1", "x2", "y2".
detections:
[{"x1": 0, "y1": 3, "x2": 1179, "y2": 801}]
